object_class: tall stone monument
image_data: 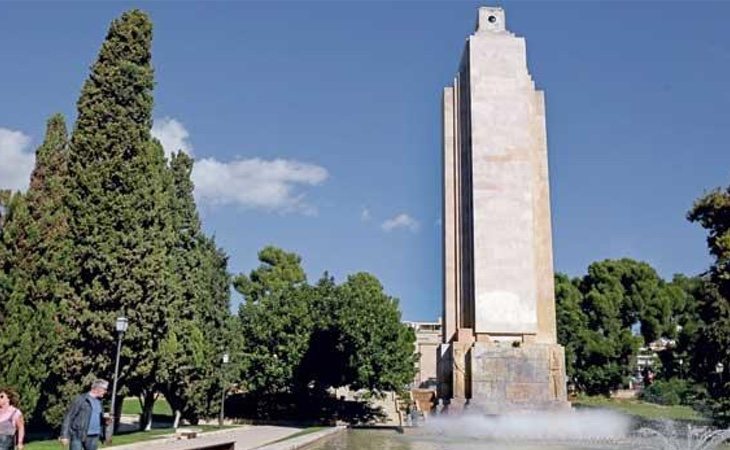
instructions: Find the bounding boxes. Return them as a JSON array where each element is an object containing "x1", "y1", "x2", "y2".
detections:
[{"x1": 439, "y1": 6, "x2": 569, "y2": 413}]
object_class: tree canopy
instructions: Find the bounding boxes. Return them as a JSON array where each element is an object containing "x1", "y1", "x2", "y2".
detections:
[
  {"x1": 555, "y1": 259, "x2": 690, "y2": 396},
  {"x1": 687, "y1": 186, "x2": 730, "y2": 425},
  {"x1": 234, "y1": 247, "x2": 416, "y2": 399}
]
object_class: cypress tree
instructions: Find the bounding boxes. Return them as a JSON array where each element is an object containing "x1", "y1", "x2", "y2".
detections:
[
  {"x1": 59, "y1": 9, "x2": 175, "y2": 427},
  {"x1": 0, "y1": 115, "x2": 72, "y2": 423},
  {"x1": 0, "y1": 189, "x2": 12, "y2": 322},
  {"x1": 159, "y1": 152, "x2": 231, "y2": 422},
  {"x1": 195, "y1": 235, "x2": 232, "y2": 416},
  {"x1": 0, "y1": 194, "x2": 29, "y2": 328}
]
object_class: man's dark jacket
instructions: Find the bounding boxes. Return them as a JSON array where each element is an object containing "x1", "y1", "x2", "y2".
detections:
[{"x1": 60, "y1": 394, "x2": 106, "y2": 441}]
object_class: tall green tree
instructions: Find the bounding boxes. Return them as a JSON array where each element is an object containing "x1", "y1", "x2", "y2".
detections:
[
  {"x1": 581, "y1": 259, "x2": 673, "y2": 343},
  {"x1": 234, "y1": 250, "x2": 416, "y2": 400},
  {"x1": 0, "y1": 190, "x2": 11, "y2": 229},
  {"x1": 57, "y1": 9, "x2": 176, "y2": 428},
  {"x1": 687, "y1": 186, "x2": 730, "y2": 425},
  {"x1": 572, "y1": 259, "x2": 662, "y2": 394},
  {"x1": 321, "y1": 273, "x2": 416, "y2": 395},
  {"x1": 0, "y1": 189, "x2": 12, "y2": 325},
  {"x1": 0, "y1": 115, "x2": 71, "y2": 423},
  {"x1": 0, "y1": 193, "x2": 25, "y2": 327},
  {"x1": 234, "y1": 246, "x2": 307, "y2": 303},
  {"x1": 159, "y1": 152, "x2": 231, "y2": 423},
  {"x1": 235, "y1": 247, "x2": 312, "y2": 394},
  {"x1": 554, "y1": 259, "x2": 684, "y2": 395},
  {"x1": 194, "y1": 236, "x2": 233, "y2": 414}
]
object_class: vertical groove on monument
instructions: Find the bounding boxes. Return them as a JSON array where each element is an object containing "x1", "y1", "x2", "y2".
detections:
[
  {"x1": 442, "y1": 87, "x2": 457, "y2": 346},
  {"x1": 457, "y1": 48, "x2": 475, "y2": 330},
  {"x1": 438, "y1": 6, "x2": 570, "y2": 413},
  {"x1": 452, "y1": 76, "x2": 462, "y2": 334}
]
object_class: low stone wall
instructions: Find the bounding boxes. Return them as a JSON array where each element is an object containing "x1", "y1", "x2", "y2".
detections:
[
  {"x1": 611, "y1": 389, "x2": 639, "y2": 400},
  {"x1": 108, "y1": 425, "x2": 305, "y2": 450}
]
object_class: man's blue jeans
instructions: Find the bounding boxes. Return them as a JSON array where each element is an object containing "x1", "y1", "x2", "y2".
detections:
[{"x1": 70, "y1": 436, "x2": 99, "y2": 450}]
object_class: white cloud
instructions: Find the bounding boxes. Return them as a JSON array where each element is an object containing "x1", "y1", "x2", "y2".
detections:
[
  {"x1": 151, "y1": 116, "x2": 327, "y2": 214},
  {"x1": 0, "y1": 128, "x2": 34, "y2": 192},
  {"x1": 193, "y1": 157, "x2": 328, "y2": 215},
  {"x1": 361, "y1": 207, "x2": 371, "y2": 222},
  {"x1": 152, "y1": 117, "x2": 193, "y2": 157},
  {"x1": 381, "y1": 213, "x2": 420, "y2": 233}
]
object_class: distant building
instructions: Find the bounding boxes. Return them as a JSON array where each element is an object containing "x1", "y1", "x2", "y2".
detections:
[
  {"x1": 638, "y1": 338, "x2": 674, "y2": 369},
  {"x1": 404, "y1": 320, "x2": 442, "y2": 389}
]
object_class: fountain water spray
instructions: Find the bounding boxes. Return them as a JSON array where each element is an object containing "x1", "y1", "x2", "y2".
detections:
[
  {"x1": 421, "y1": 409, "x2": 632, "y2": 442},
  {"x1": 634, "y1": 423, "x2": 730, "y2": 450}
]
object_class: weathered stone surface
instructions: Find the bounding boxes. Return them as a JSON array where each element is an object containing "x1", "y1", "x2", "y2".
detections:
[{"x1": 469, "y1": 343, "x2": 569, "y2": 413}]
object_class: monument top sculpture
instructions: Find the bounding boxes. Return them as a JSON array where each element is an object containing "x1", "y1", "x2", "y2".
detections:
[{"x1": 476, "y1": 7, "x2": 507, "y2": 33}]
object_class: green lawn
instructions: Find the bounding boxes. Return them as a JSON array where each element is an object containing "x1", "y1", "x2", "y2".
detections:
[
  {"x1": 573, "y1": 396, "x2": 709, "y2": 423},
  {"x1": 26, "y1": 425, "x2": 235, "y2": 450},
  {"x1": 121, "y1": 397, "x2": 173, "y2": 417}
]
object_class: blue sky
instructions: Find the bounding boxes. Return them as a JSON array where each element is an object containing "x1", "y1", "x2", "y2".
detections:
[{"x1": 1, "y1": 2, "x2": 728, "y2": 322}]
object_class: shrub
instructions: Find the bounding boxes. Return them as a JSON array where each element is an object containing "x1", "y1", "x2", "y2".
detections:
[{"x1": 639, "y1": 378, "x2": 695, "y2": 406}]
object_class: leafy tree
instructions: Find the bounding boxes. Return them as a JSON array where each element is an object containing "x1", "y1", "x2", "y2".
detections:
[
  {"x1": 571, "y1": 259, "x2": 663, "y2": 394},
  {"x1": 234, "y1": 245, "x2": 309, "y2": 395},
  {"x1": 234, "y1": 249, "x2": 416, "y2": 400},
  {"x1": 687, "y1": 186, "x2": 730, "y2": 425},
  {"x1": 234, "y1": 246, "x2": 306, "y2": 303},
  {"x1": 59, "y1": 9, "x2": 176, "y2": 428},
  {"x1": 324, "y1": 273, "x2": 416, "y2": 394},
  {"x1": 581, "y1": 259, "x2": 673, "y2": 343},
  {"x1": 554, "y1": 259, "x2": 684, "y2": 395},
  {"x1": 235, "y1": 247, "x2": 313, "y2": 394},
  {"x1": 688, "y1": 187, "x2": 730, "y2": 280},
  {"x1": 554, "y1": 273, "x2": 586, "y2": 384},
  {"x1": 655, "y1": 274, "x2": 702, "y2": 381},
  {"x1": 297, "y1": 272, "x2": 417, "y2": 396}
]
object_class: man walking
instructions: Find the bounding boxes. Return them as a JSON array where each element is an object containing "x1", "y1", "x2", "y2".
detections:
[{"x1": 60, "y1": 380, "x2": 108, "y2": 450}]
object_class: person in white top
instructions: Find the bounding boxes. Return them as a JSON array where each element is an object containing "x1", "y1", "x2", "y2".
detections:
[{"x1": 0, "y1": 387, "x2": 24, "y2": 450}]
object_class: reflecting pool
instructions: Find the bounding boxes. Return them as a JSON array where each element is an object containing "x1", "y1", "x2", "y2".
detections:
[
  {"x1": 306, "y1": 429, "x2": 633, "y2": 450},
  {"x1": 305, "y1": 410, "x2": 730, "y2": 450}
]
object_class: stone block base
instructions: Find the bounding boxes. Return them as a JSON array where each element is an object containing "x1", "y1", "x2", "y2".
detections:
[{"x1": 468, "y1": 342, "x2": 570, "y2": 414}]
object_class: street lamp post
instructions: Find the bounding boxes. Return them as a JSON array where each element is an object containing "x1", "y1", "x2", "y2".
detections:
[
  {"x1": 717, "y1": 362, "x2": 725, "y2": 387},
  {"x1": 108, "y1": 316, "x2": 128, "y2": 441},
  {"x1": 678, "y1": 358, "x2": 684, "y2": 379},
  {"x1": 219, "y1": 353, "x2": 229, "y2": 427}
]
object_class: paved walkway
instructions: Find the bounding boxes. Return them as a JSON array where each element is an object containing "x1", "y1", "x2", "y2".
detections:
[{"x1": 110, "y1": 426, "x2": 306, "y2": 450}]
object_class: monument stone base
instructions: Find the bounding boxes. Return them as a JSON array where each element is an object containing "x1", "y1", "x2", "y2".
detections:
[{"x1": 467, "y1": 342, "x2": 571, "y2": 414}]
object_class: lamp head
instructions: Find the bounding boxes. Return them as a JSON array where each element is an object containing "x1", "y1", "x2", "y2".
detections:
[{"x1": 116, "y1": 316, "x2": 128, "y2": 333}]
